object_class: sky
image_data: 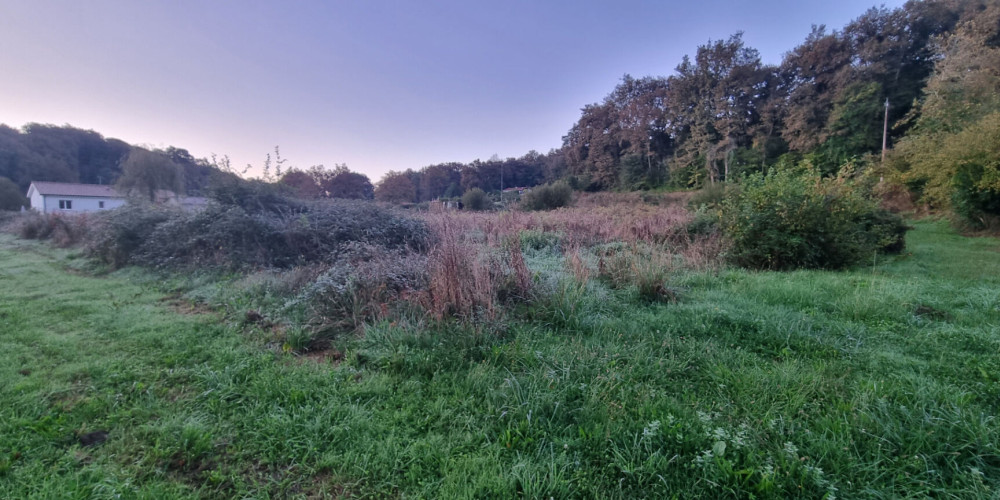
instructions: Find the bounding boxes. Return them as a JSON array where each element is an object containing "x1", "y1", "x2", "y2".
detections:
[{"x1": 0, "y1": 0, "x2": 906, "y2": 181}]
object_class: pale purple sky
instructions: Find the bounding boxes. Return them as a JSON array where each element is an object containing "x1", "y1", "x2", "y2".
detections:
[{"x1": 0, "y1": 0, "x2": 904, "y2": 181}]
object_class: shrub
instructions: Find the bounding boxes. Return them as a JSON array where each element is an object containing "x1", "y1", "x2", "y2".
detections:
[
  {"x1": 87, "y1": 205, "x2": 182, "y2": 268},
  {"x1": 520, "y1": 182, "x2": 573, "y2": 211},
  {"x1": 721, "y1": 168, "x2": 907, "y2": 270},
  {"x1": 461, "y1": 188, "x2": 490, "y2": 211},
  {"x1": 293, "y1": 243, "x2": 429, "y2": 340},
  {"x1": 207, "y1": 176, "x2": 302, "y2": 215},
  {"x1": 685, "y1": 206, "x2": 720, "y2": 237},
  {"x1": 16, "y1": 213, "x2": 94, "y2": 248},
  {"x1": 596, "y1": 242, "x2": 679, "y2": 302},
  {"x1": 688, "y1": 182, "x2": 730, "y2": 209},
  {"x1": 0, "y1": 177, "x2": 27, "y2": 211},
  {"x1": 88, "y1": 199, "x2": 431, "y2": 270},
  {"x1": 860, "y1": 209, "x2": 909, "y2": 254}
]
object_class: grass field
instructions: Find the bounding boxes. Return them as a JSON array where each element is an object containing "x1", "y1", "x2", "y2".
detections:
[{"x1": 1, "y1": 220, "x2": 998, "y2": 498}]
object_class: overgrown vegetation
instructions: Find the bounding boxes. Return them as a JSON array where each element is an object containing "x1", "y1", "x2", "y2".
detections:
[
  {"x1": 519, "y1": 181, "x2": 573, "y2": 211},
  {"x1": 87, "y1": 196, "x2": 429, "y2": 271},
  {"x1": 4, "y1": 2, "x2": 1000, "y2": 495},
  {"x1": 720, "y1": 167, "x2": 907, "y2": 270},
  {"x1": 2, "y1": 214, "x2": 998, "y2": 497},
  {"x1": 885, "y1": 4, "x2": 1000, "y2": 229},
  {"x1": 460, "y1": 187, "x2": 489, "y2": 211}
]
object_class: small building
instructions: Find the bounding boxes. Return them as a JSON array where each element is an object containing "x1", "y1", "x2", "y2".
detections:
[{"x1": 26, "y1": 181, "x2": 127, "y2": 214}]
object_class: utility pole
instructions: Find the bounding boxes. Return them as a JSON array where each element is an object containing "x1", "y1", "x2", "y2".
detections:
[
  {"x1": 881, "y1": 98, "x2": 890, "y2": 164},
  {"x1": 497, "y1": 154, "x2": 504, "y2": 209}
]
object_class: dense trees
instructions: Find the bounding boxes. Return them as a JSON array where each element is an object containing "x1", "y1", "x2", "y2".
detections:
[
  {"x1": 374, "y1": 171, "x2": 418, "y2": 203},
  {"x1": 887, "y1": 1, "x2": 1000, "y2": 227},
  {"x1": 373, "y1": 151, "x2": 558, "y2": 204},
  {"x1": 0, "y1": 176, "x2": 28, "y2": 211},
  {"x1": 279, "y1": 165, "x2": 375, "y2": 200},
  {"x1": 2, "y1": 0, "x2": 993, "y2": 225},
  {"x1": 557, "y1": 0, "x2": 977, "y2": 191},
  {"x1": 0, "y1": 124, "x2": 129, "y2": 192}
]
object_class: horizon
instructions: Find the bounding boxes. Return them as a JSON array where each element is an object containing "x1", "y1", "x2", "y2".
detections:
[{"x1": 1, "y1": 0, "x2": 904, "y2": 182}]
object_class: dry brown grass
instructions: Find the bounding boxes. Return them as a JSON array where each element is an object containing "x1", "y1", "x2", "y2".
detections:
[
  {"x1": 415, "y1": 193, "x2": 723, "y2": 320},
  {"x1": 426, "y1": 195, "x2": 691, "y2": 246},
  {"x1": 421, "y1": 192, "x2": 722, "y2": 270}
]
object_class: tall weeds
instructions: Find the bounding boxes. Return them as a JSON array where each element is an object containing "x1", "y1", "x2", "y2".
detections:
[{"x1": 423, "y1": 214, "x2": 533, "y2": 320}]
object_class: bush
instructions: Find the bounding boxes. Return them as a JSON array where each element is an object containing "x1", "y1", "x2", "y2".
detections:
[
  {"x1": 461, "y1": 188, "x2": 489, "y2": 211},
  {"x1": 87, "y1": 205, "x2": 177, "y2": 267},
  {"x1": 685, "y1": 206, "x2": 721, "y2": 237},
  {"x1": 596, "y1": 242, "x2": 679, "y2": 302},
  {"x1": 721, "y1": 168, "x2": 907, "y2": 270},
  {"x1": 688, "y1": 182, "x2": 730, "y2": 209},
  {"x1": 293, "y1": 243, "x2": 429, "y2": 340},
  {"x1": 0, "y1": 177, "x2": 27, "y2": 211},
  {"x1": 520, "y1": 182, "x2": 573, "y2": 211},
  {"x1": 16, "y1": 213, "x2": 94, "y2": 248},
  {"x1": 88, "y1": 199, "x2": 431, "y2": 270}
]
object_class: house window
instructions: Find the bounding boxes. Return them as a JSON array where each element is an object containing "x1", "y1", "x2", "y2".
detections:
[
  {"x1": 99, "y1": 201, "x2": 105, "y2": 208},
  {"x1": 59, "y1": 199, "x2": 73, "y2": 210}
]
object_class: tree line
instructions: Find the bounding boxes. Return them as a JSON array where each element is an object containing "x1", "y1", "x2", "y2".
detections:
[
  {"x1": 372, "y1": 151, "x2": 566, "y2": 203},
  {"x1": 2, "y1": 0, "x2": 997, "y2": 226},
  {"x1": 559, "y1": 1, "x2": 984, "y2": 191},
  {"x1": 370, "y1": 0, "x2": 999, "y2": 226}
]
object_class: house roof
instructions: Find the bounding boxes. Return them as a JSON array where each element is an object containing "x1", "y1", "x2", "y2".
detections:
[{"x1": 29, "y1": 181, "x2": 123, "y2": 198}]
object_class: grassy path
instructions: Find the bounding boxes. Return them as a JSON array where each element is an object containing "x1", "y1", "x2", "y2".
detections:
[
  {"x1": 1, "y1": 223, "x2": 999, "y2": 498},
  {"x1": 0, "y1": 236, "x2": 243, "y2": 498}
]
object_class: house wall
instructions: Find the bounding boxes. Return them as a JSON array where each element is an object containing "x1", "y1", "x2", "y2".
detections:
[
  {"x1": 28, "y1": 190, "x2": 44, "y2": 212},
  {"x1": 36, "y1": 195, "x2": 126, "y2": 214}
]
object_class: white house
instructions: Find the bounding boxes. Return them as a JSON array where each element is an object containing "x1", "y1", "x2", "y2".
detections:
[{"x1": 26, "y1": 181, "x2": 127, "y2": 214}]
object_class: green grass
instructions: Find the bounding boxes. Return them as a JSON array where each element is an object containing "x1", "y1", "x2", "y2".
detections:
[{"x1": 1, "y1": 220, "x2": 999, "y2": 498}]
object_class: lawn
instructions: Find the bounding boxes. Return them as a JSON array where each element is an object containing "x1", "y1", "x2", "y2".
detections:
[{"x1": 1, "y1": 220, "x2": 998, "y2": 498}]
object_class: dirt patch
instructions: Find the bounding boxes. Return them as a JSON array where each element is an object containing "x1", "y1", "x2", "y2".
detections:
[
  {"x1": 294, "y1": 347, "x2": 345, "y2": 366},
  {"x1": 161, "y1": 295, "x2": 215, "y2": 316},
  {"x1": 78, "y1": 430, "x2": 109, "y2": 447},
  {"x1": 305, "y1": 471, "x2": 354, "y2": 499},
  {"x1": 914, "y1": 304, "x2": 952, "y2": 321}
]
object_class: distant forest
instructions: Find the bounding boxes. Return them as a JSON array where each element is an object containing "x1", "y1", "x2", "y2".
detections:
[{"x1": 2, "y1": 0, "x2": 998, "y2": 222}]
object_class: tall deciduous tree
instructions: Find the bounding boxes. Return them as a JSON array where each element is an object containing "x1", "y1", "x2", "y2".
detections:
[
  {"x1": 667, "y1": 33, "x2": 770, "y2": 184},
  {"x1": 320, "y1": 164, "x2": 374, "y2": 200},
  {"x1": 419, "y1": 163, "x2": 461, "y2": 201},
  {"x1": 279, "y1": 167, "x2": 324, "y2": 199},
  {"x1": 375, "y1": 170, "x2": 417, "y2": 203},
  {"x1": 115, "y1": 148, "x2": 185, "y2": 202}
]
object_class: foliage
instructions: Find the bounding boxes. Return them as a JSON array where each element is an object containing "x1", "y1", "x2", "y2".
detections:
[
  {"x1": 115, "y1": 148, "x2": 185, "y2": 202},
  {"x1": 282, "y1": 165, "x2": 374, "y2": 200},
  {"x1": 88, "y1": 199, "x2": 430, "y2": 270},
  {"x1": 87, "y1": 204, "x2": 176, "y2": 267},
  {"x1": 687, "y1": 182, "x2": 730, "y2": 209},
  {"x1": 14, "y1": 212, "x2": 94, "y2": 247},
  {"x1": 0, "y1": 123, "x2": 130, "y2": 193},
  {"x1": 293, "y1": 243, "x2": 428, "y2": 340},
  {"x1": 887, "y1": 5, "x2": 1000, "y2": 228},
  {"x1": 460, "y1": 187, "x2": 489, "y2": 211},
  {"x1": 375, "y1": 170, "x2": 418, "y2": 203},
  {"x1": 721, "y1": 167, "x2": 906, "y2": 270},
  {"x1": 322, "y1": 165, "x2": 374, "y2": 200},
  {"x1": 206, "y1": 175, "x2": 303, "y2": 214},
  {"x1": 0, "y1": 176, "x2": 27, "y2": 211},
  {"x1": 3, "y1": 220, "x2": 1000, "y2": 497},
  {"x1": 519, "y1": 182, "x2": 573, "y2": 211}
]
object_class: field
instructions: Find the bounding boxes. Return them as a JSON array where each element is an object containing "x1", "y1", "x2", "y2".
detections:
[{"x1": 1, "y1": 210, "x2": 999, "y2": 498}]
